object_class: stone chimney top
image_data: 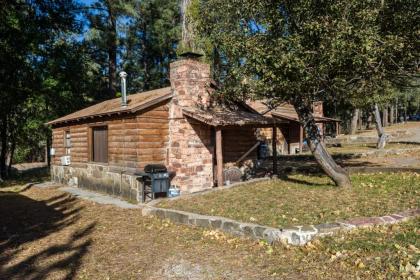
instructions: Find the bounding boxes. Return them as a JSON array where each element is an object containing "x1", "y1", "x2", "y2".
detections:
[
  {"x1": 179, "y1": 51, "x2": 204, "y2": 60},
  {"x1": 169, "y1": 53, "x2": 211, "y2": 118}
]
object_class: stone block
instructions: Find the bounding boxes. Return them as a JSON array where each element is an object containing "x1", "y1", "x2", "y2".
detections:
[
  {"x1": 165, "y1": 210, "x2": 189, "y2": 224},
  {"x1": 281, "y1": 226, "x2": 300, "y2": 232},
  {"x1": 209, "y1": 219, "x2": 222, "y2": 229},
  {"x1": 240, "y1": 224, "x2": 255, "y2": 236},
  {"x1": 300, "y1": 225, "x2": 317, "y2": 233},
  {"x1": 315, "y1": 223, "x2": 342, "y2": 234},
  {"x1": 222, "y1": 221, "x2": 240, "y2": 234},
  {"x1": 291, "y1": 232, "x2": 302, "y2": 245},
  {"x1": 153, "y1": 209, "x2": 166, "y2": 219},
  {"x1": 253, "y1": 226, "x2": 267, "y2": 238},
  {"x1": 194, "y1": 218, "x2": 211, "y2": 228}
]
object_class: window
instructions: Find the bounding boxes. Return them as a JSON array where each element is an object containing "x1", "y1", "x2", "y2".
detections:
[
  {"x1": 64, "y1": 130, "x2": 71, "y2": 155},
  {"x1": 91, "y1": 126, "x2": 108, "y2": 163}
]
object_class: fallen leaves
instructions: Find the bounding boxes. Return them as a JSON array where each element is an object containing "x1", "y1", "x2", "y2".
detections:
[
  {"x1": 202, "y1": 229, "x2": 227, "y2": 241},
  {"x1": 354, "y1": 258, "x2": 365, "y2": 269},
  {"x1": 159, "y1": 173, "x2": 420, "y2": 229},
  {"x1": 249, "y1": 216, "x2": 257, "y2": 222}
]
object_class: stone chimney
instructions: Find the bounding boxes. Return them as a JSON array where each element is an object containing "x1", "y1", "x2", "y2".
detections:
[
  {"x1": 167, "y1": 53, "x2": 214, "y2": 193},
  {"x1": 312, "y1": 101, "x2": 324, "y2": 117},
  {"x1": 169, "y1": 52, "x2": 212, "y2": 118}
]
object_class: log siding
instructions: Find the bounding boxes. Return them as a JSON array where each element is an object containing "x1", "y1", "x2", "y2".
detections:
[{"x1": 51, "y1": 102, "x2": 169, "y2": 172}]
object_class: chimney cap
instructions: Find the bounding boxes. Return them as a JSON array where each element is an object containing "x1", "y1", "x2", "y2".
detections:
[
  {"x1": 119, "y1": 71, "x2": 127, "y2": 78},
  {"x1": 179, "y1": 51, "x2": 204, "y2": 60}
]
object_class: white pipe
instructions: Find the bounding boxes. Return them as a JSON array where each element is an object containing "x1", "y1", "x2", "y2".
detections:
[{"x1": 119, "y1": 71, "x2": 128, "y2": 107}]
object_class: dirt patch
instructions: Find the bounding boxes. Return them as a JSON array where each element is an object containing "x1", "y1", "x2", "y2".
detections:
[
  {"x1": 0, "y1": 186, "x2": 418, "y2": 279},
  {"x1": 0, "y1": 187, "x2": 271, "y2": 279}
]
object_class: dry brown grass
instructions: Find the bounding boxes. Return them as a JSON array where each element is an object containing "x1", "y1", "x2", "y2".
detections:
[{"x1": 1, "y1": 186, "x2": 419, "y2": 279}]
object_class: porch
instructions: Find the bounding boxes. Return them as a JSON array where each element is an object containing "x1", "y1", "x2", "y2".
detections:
[{"x1": 182, "y1": 107, "x2": 283, "y2": 187}]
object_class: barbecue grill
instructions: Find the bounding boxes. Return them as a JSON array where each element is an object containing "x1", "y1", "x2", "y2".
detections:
[{"x1": 135, "y1": 164, "x2": 170, "y2": 202}]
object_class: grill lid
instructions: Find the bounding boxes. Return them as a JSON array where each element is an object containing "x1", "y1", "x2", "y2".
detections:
[{"x1": 144, "y1": 164, "x2": 167, "y2": 173}]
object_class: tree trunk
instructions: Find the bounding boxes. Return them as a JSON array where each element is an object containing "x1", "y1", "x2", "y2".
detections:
[
  {"x1": 372, "y1": 104, "x2": 387, "y2": 149},
  {"x1": 382, "y1": 106, "x2": 388, "y2": 127},
  {"x1": 390, "y1": 105, "x2": 394, "y2": 125},
  {"x1": 293, "y1": 99, "x2": 351, "y2": 188},
  {"x1": 0, "y1": 119, "x2": 8, "y2": 179},
  {"x1": 7, "y1": 140, "x2": 15, "y2": 176},
  {"x1": 139, "y1": 19, "x2": 150, "y2": 90},
  {"x1": 350, "y1": 108, "x2": 359, "y2": 134},
  {"x1": 366, "y1": 115, "x2": 372, "y2": 130},
  {"x1": 46, "y1": 132, "x2": 51, "y2": 168},
  {"x1": 106, "y1": 1, "x2": 117, "y2": 98},
  {"x1": 181, "y1": 0, "x2": 194, "y2": 51},
  {"x1": 358, "y1": 110, "x2": 363, "y2": 130}
]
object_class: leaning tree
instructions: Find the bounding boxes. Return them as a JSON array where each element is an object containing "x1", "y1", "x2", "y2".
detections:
[{"x1": 190, "y1": 0, "x2": 419, "y2": 187}]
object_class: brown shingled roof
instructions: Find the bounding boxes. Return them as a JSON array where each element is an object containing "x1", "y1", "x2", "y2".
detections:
[
  {"x1": 247, "y1": 100, "x2": 340, "y2": 123},
  {"x1": 182, "y1": 107, "x2": 273, "y2": 127},
  {"x1": 48, "y1": 87, "x2": 172, "y2": 125}
]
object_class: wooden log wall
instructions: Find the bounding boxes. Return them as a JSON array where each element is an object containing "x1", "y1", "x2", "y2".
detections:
[
  {"x1": 51, "y1": 101, "x2": 169, "y2": 171},
  {"x1": 51, "y1": 125, "x2": 88, "y2": 165},
  {"x1": 222, "y1": 127, "x2": 259, "y2": 164}
]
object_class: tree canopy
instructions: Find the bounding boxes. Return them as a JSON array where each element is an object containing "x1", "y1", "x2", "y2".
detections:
[
  {"x1": 0, "y1": 0, "x2": 418, "y2": 183},
  {"x1": 190, "y1": 0, "x2": 419, "y2": 186},
  {"x1": 0, "y1": 0, "x2": 181, "y2": 178}
]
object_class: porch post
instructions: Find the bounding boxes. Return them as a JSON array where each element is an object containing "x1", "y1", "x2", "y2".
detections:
[
  {"x1": 336, "y1": 122, "x2": 340, "y2": 136},
  {"x1": 272, "y1": 126, "x2": 277, "y2": 175},
  {"x1": 299, "y1": 125, "x2": 303, "y2": 153},
  {"x1": 215, "y1": 127, "x2": 224, "y2": 187}
]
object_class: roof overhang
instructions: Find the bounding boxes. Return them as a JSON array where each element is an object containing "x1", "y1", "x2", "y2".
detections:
[
  {"x1": 182, "y1": 108, "x2": 276, "y2": 128},
  {"x1": 47, "y1": 91, "x2": 173, "y2": 126},
  {"x1": 271, "y1": 112, "x2": 341, "y2": 124}
]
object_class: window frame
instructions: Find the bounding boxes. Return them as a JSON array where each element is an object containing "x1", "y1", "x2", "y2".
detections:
[
  {"x1": 64, "y1": 130, "x2": 71, "y2": 148},
  {"x1": 64, "y1": 130, "x2": 71, "y2": 155}
]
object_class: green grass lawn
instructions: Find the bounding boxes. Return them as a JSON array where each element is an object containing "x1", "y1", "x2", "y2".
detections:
[
  {"x1": 159, "y1": 172, "x2": 420, "y2": 227},
  {"x1": 326, "y1": 143, "x2": 419, "y2": 155},
  {"x1": 268, "y1": 218, "x2": 420, "y2": 279}
]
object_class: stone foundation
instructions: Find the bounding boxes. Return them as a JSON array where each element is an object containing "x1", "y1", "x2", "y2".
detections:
[{"x1": 51, "y1": 164, "x2": 140, "y2": 203}]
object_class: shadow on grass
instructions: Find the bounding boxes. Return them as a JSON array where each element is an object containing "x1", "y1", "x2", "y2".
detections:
[
  {"x1": 277, "y1": 174, "x2": 333, "y2": 187},
  {"x1": 0, "y1": 192, "x2": 94, "y2": 279},
  {"x1": 0, "y1": 166, "x2": 49, "y2": 189}
]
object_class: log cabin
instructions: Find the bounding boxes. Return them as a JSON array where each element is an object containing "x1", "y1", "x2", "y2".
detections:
[
  {"x1": 48, "y1": 54, "x2": 276, "y2": 202},
  {"x1": 48, "y1": 54, "x2": 339, "y2": 202}
]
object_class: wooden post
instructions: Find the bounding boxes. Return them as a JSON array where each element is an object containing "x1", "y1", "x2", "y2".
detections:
[
  {"x1": 215, "y1": 127, "x2": 224, "y2": 187},
  {"x1": 336, "y1": 122, "x2": 340, "y2": 136},
  {"x1": 299, "y1": 125, "x2": 303, "y2": 153},
  {"x1": 272, "y1": 126, "x2": 277, "y2": 175}
]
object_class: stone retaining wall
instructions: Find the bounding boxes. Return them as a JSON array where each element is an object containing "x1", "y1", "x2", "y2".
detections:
[
  {"x1": 51, "y1": 164, "x2": 140, "y2": 202},
  {"x1": 142, "y1": 206, "x2": 420, "y2": 246}
]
